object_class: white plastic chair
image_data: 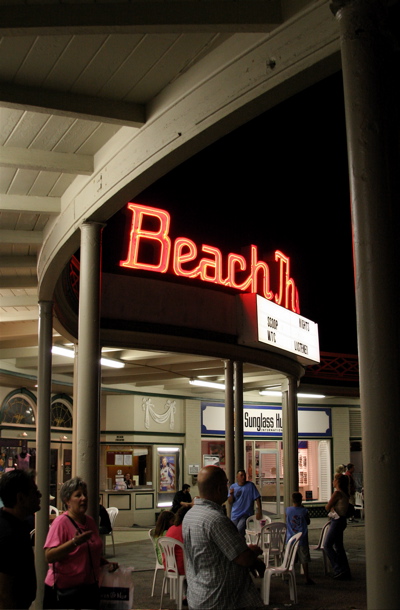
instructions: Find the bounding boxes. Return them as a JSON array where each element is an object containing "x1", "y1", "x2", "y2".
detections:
[
  {"x1": 354, "y1": 491, "x2": 364, "y2": 519},
  {"x1": 260, "y1": 521, "x2": 287, "y2": 566},
  {"x1": 158, "y1": 536, "x2": 186, "y2": 610},
  {"x1": 148, "y1": 528, "x2": 166, "y2": 597},
  {"x1": 49, "y1": 505, "x2": 59, "y2": 516},
  {"x1": 245, "y1": 514, "x2": 272, "y2": 545},
  {"x1": 262, "y1": 531, "x2": 302, "y2": 606},
  {"x1": 105, "y1": 507, "x2": 118, "y2": 556},
  {"x1": 309, "y1": 520, "x2": 330, "y2": 575}
]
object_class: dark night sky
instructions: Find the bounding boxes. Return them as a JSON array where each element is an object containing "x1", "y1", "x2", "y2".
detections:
[{"x1": 108, "y1": 71, "x2": 358, "y2": 355}]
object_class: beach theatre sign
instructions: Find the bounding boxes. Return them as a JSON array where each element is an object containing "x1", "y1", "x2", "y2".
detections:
[{"x1": 119, "y1": 203, "x2": 319, "y2": 364}]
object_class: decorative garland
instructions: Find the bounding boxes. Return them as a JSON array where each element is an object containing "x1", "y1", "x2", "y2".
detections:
[{"x1": 142, "y1": 397, "x2": 176, "y2": 430}]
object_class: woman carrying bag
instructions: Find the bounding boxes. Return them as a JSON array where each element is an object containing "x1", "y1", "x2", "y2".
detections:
[{"x1": 43, "y1": 477, "x2": 118, "y2": 610}]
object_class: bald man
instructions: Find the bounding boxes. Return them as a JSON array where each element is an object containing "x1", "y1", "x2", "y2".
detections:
[{"x1": 182, "y1": 466, "x2": 265, "y2": 610}]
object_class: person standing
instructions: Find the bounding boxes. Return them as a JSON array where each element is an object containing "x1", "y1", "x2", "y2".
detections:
[
  {"x1": 183, "y1": 466, "x2": 265, "y2": 610},
  {"x1": 285, "y1": 492, "x2": 314, "y2": 584},
  {"x1": 0, "y1": 469, "x2": 42, "y2": 609},
  {"x1": 345, "y1": 463, "x2": 357, "y2": 522},
  {"x1": 228, "y1": 469, "x2": 262, "y2": 536},
  {"x1": 172, "y1": 483, "x2": 192, "y2": 513},
  {"x1": 325, "y1": 474, "x2": 352, "y2": 580},
  {"x1": 43, "y1": 477, "x2": 118, "y2": 609}
]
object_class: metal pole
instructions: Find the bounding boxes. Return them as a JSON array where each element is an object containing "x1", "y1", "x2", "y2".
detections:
[
  {"x1": 331, "y1": 2, "x2": 400, "y2": 607},
  {"x1": 234, "y1": 361, "x2": 244, "y2": 471},
  {"x1": 35, "y1": 300, "x2": 53, "y2": 609},
  {"x1": 76, "y1": 222, "x2": 104, "y2": 524},
  {"x1": 224, "y1": 360, "x2": 235, "y2": 489},
  {"x1": 282, "y1": 376, "x2": 298, "y2": 517}
]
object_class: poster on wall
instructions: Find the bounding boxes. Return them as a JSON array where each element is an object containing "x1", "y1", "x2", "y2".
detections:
[{"x1": 159, "y1": 454, "x2": 176, "y2": 492}]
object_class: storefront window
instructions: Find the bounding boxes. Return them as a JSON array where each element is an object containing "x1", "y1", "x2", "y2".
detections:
[
  {"x1": 106, "y1": 445, "x2": 152, "y2": 489},
  {"x1": 202, "y1": 438, "x2": 331, "y2": 505}
]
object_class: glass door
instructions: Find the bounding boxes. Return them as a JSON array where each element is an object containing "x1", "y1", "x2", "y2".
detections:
[{"x1": 258, "y1": 449, "x2": 281, "y2": 516}]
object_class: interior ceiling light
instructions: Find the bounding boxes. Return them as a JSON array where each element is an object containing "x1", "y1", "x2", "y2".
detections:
[
  {"x1": 259, "y1": 390, "x2": 326, "y2": 399},
  {"x1": 190, "y1": 379, "x2": 226, "y2": 390},
  {"x1": 52, "y1": 346, "x2": 125, "y2": 368},
  {"x1": 297, "y1": 393, "x2": 326, "y2": 399},
  {"x1": 100, "y1": 357, "x2": 125, "y2": 369},
  {"x1": 52, "y1": 345, "x2": 74, "y2": 358}
]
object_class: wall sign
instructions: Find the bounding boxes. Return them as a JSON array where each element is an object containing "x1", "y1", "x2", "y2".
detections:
[
  {"x1": 201, "y1": 402, "x2": 331, "y2": 437},
  {"x1": 120, "y1": 203, "x2": 300, "y2": 313}
]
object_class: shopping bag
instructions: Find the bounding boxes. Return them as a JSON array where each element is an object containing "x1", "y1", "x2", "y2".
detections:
[{"x1": 99, "y1": 566, "x2": 134, "y2": 610}]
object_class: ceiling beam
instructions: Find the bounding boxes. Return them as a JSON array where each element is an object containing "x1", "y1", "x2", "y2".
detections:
[
  {"x1": 0, "y1": 294, "x2": 38, "y2": 307},
  {"x1": 0, "y1": 256, "x2": 36, "y2": 269},
  {"x1": 0, "y1": 146, "x2": 93, "y2": 175},
  {"x1": 0, "y1": 83, "x2": 145, "y2": 128},
  {"x1": 0, "y1": 310, "x2": 38, "y2": 322},
  {"x1": 0, "y1": 194, "x2": 60, "y2": 215},
  {"x1": 0, "y1": 2, "x2": 282, "y2": 35},
  {"x1": 0, "y1": 230, "x2": 42, "y2": 245},
  {"x1": 0, "y1": 275, "x2": 38, "y2": 289},
  {"x1": 0, "y1": 346, "x2": 39, "y2": 359}
]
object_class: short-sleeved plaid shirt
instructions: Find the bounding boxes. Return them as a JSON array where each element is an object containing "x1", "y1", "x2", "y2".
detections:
[{"x1": 182, "y1": 498, "x2": 263, "y2": 609}]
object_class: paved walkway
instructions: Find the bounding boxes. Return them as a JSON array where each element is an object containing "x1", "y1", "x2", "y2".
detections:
[{"x1": 106, "y1": 518, "x2": 366, "y2": 609}]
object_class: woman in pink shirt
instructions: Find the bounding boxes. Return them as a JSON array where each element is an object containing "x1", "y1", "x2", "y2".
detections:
[{"x1": 43, "y1": 477, "x2": 118, "y2": 609}]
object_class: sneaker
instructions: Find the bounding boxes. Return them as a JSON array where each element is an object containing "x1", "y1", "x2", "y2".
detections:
[{"x1": 334, "y1": 571, "x2": 352, "y2": 581}]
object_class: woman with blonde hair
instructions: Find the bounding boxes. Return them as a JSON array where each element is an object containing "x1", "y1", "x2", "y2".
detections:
[{"x1": 324, "y1": 474, "x2": 352, "y2": 580}]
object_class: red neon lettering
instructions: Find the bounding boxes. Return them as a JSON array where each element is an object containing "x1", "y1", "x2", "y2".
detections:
[
  {"x1": 173, "y1": 238, "x2": 198, "y2": 277},
  {"x1": 197, "y1": 245, "x2": 224, "y2": 284},
  {"x1": 249, "y1": 245, "x2": 274, "y2": 301},
  {"x1": 274, "y1": 250, "x2": 299, "y2": 312},
  {"x1": 225, "y1": 253, "x2": 249, "y2": 290},
  {"x1": 120, "y1": 204, "x2": 300, "y2": 313},
  {"x1": 120, "y1": 203, "x2": 171, "y2": 273}
]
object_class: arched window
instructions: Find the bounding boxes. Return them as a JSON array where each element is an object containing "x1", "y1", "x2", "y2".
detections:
[
  {"x1": 51, "y1": 394, "x2": 73, "y2": 429},
  {"x1": 0, "y1": 388, "x2": 37, "y2": 425}
]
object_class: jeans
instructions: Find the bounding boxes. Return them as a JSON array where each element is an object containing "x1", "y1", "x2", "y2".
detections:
[
  {"x1": 231, "y1": 514, "x2": 249, "y2": 536},
  {"x1": 324, "y1": 516, "x2": 351, "y2": 576}
]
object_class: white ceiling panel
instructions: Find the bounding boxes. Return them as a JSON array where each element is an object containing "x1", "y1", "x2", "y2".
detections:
[{"x1": 14, "y1": 36, "x2": 76, "y2": 87}]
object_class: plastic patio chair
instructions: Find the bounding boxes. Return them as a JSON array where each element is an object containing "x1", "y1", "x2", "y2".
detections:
[
  {"x1": 245, "y1": 514, "x2": 272, "y2": 545},
  {"x1": 354, "y1": 491, "x2": 364, "y2": 519},
  {"x1": 158, "y1": 536, "x2": 186, "y2": 610},
  {"x1": 49, "y1": 505, "x2": 59, "y2": 516},
  {"x1": 262, "y1": 531, "x2": 302, "y2": 606},
  {"x1": 148, "y1": 528, "x2": 167, "y2": 597},
  {"x1": 260, "y1": 521, "x2": 287, "y2": 566},
  {"x1": 309, "y1": 520, "x2": 330, "y2": 575},
  {"x1": 105, "y1": 507, "x2": 118, "y2": 556}
]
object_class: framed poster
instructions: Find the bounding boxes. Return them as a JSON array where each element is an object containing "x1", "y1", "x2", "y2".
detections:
[
  {"x1": 208, "y1": 441, "x2": 225, "y2": 465},
  {"x1": 159, "y1": 454, "x2": 176, "y2": 493}
]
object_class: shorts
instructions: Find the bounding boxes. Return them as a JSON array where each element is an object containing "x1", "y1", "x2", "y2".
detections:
[{"x1": 297, "y1": 544, "x2": 311, "y2": 564}]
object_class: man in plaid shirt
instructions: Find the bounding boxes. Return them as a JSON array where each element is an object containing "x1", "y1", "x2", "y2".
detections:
[{"x1": 183, "y1": 466, "x2": 265, "y2": 610}]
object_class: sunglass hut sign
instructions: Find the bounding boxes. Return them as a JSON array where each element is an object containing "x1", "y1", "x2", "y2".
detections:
[{"x1": 120, "y1": 203, "x2": 300, "y2": 313}]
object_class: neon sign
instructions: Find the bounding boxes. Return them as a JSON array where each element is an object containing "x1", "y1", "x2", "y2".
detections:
[{"x1": 120, "y1": 203, "x2": 300, "y2": 313}]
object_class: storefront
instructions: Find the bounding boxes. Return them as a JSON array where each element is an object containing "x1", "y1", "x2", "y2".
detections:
[{"x1": 201, "y1": 401, "x2": 332, "y2": 516}]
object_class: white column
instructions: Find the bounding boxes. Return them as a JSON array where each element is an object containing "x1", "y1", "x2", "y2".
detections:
[
  {"x1": 35, "y1": 300, "x2": 53, "y2": 609},
  {"x1": 76, "y1": 222, "x2": 104, "y2": 523},
  {"x1": 282, "y1": 376, "x2": 298, "y2": 515},
  {"x1": 224, "y1": 360, "x2": 235, "y2": 487},
  {"x1": 234, "y1": 361, "x2": 244, "y2": 471},
  {"x1": 332, "y1": 2, "x2": 400, "y2": 607}
]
